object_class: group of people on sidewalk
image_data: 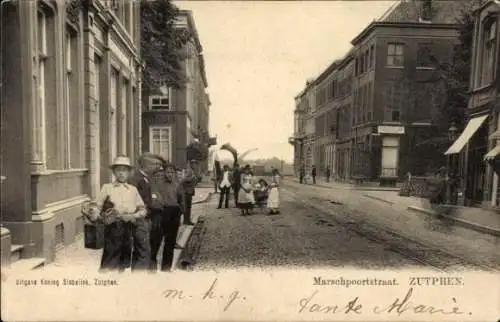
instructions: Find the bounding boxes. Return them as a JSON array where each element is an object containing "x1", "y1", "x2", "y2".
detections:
[
  {"x1": 214, "y1": 163, "x2": 282, "y2": 215},
  {"x1": 81, "y1": 154, "x2": 201, "y2": 273}
]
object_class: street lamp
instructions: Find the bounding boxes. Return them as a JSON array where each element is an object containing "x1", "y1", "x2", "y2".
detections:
[
  {"x1": 448, "y1": 122, "x2": 458, "y2": 141},
  {"x1": 447, "y1": 122, "x2": 459, "y2": 205}
]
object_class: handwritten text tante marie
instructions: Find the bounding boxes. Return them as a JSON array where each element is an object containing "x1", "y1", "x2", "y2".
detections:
[{"x1": 298, "y1": 287, "x2": 472, "y2": 317}]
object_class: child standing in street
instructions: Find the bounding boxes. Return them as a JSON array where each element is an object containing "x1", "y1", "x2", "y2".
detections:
[
  {"x1": 82, "y1": 156, "x2": 147, "y2": 272},
  {"x1": 267, "y1": 169, "x2": 281, "y2": 215},
  {"x1": 238, "y1": 165, "x2": 255, "y2": 215}
]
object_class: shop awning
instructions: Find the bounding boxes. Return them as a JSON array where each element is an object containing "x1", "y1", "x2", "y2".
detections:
[
  {"x1": 484, "y1": 145, "x2": 500, "y2": 161},
  {"x1": 444, "y1": 115, "x2": 488, "y2": 155}
]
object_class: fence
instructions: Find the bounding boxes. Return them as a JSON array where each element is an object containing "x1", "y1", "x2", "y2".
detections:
[{"x1": 399, "y1": 175, "x2": 431, "y2": 198}]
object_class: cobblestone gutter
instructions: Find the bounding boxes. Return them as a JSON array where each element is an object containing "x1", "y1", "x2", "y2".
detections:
[{"x1": 177, "y1": 217, "x2": 208, "y2": 270}]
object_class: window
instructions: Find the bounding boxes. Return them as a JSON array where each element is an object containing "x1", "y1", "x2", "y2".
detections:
[
  {"x1": 37, "y1": 9, "x2": 48, "y2": 166},
  {"x1": 149, "y1": 126, "x2": 172, "y2": 161},
  {"x1": 66, "y1": 27, "x2": 82, "y2": 168},
  {"x1": 149, "y1": 95, "x2": 170, "y2": 110},
  {"x1": 110, "y1": 69, "x2": 118, "y2": 159},
  {"x1": 120, "y1": 78, "x2": 128, "y2": 155},
  {"x1": 387, "y1": 43, "x2": 404, "y2": 67},
  {"x1": 368, "y1": 82, "x2": 373, "y2": 120},
  {"x1": 365, "y1": 84, "x2": 370, "y2": 121},
  {"x1": 384, "y1": 80, "x2": 402, "y2": 122},
  {"x1": 364, "y1": 50, "x2": 369, "y2": 71},
  {"x1": 369, "y1": 45, "x2": 374, "y2": 69},
  {"x1": 417, "y1": 43, "x2": 434, "y2": 68},
  {"x1": 481, "y1": 20, "x2": 497, "y2": 86},
  {"x1": 37, "y1": 5, "x2": 58, "y2": 169},
  {"x1": 360, "y1": 54, "x2": 365, "y2": 74}
]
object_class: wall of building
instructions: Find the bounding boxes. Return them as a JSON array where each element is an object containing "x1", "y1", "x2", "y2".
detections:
[
  {"x1": 0, "y1": 0, "x2": 142, "y2": 263},
  {"x1": 466, "y1": 1, "x2": 500, "y2": 207}
]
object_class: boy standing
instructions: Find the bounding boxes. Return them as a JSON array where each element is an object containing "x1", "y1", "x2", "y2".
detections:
[
  {"x1": 149, "y1": 162, "x2": 185, "y2": 272},
  {"x1": 82, "y1": 156, "x2": 146, "y2": 272}
]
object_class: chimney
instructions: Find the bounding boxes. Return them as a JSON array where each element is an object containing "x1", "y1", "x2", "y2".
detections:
[{"x1": 419, "y1": 0, "x2": 432, "y2": 23}]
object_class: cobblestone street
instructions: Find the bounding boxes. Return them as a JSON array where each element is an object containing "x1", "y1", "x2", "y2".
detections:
[{"x1": 186, "y1": 179, "x2": 500, "y2": 272}]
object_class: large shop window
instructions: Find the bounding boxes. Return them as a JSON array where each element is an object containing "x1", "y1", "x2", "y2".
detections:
[
  {"x1": 381, "y1": 136, "x2": 399, "y2": 178},
  {"x1": 150, "y1": 126, "x2": 172, "y2": 162}
]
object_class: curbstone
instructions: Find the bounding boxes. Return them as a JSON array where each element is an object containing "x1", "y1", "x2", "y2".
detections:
[
  {"x1": 407, "y1": 206, "x2": 500, "y2": 237},
  {"x1": 192, "y1": 192, "x2": 214, "y2": 205},
  {"x1": 363, "y1": 194, "x2": 395, "y2": 205}
]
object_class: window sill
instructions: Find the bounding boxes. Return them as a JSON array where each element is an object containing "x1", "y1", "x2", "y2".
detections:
[
  {"x1": 416, "y1": 67, "x2": 436, "y2": 70},
  {"x1": 31, "y1": 168, "x2": 89, "y2": 176},
  {"x1": 385, "y1": 65, "x2": 404, "y2": 69}
]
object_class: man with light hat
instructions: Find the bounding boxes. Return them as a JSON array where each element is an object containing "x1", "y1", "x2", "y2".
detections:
[
  {"x1": 123, "y1": 153, "x2": 165, "y2": 271},
  {"x1": 82, "y1": 155, "x2": 147, "y2": 272}
]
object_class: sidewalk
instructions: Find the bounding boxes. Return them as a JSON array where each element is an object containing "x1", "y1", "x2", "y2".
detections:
[
  {"x1": 364, "y1": 190, "x2": 500, "y2": 237},
  {"x1": 287, "y1": 176, "x2": 400, "y2": 191},
  {"x1": 36, "y1": 188, "x2": 214, "y2": 273}
]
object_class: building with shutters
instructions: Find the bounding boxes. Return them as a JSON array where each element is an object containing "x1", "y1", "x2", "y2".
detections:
[
  {"x1": 142, "y1": 10, "x2": 213, "y2": 171},
  {"x1": 290, "y1": 79, "x2": 316, "y2": 176},
  {"x1": 1, "y1": 0, "x2": 143, "y2": 266},
  {"x1": 292, "y1": 0, "x2": 465, "y2": 184},
  {"x1": 446, "y1": 0, "x2": 500, "y2": 207}
]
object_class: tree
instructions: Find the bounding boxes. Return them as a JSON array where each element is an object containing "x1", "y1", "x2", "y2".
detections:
[
  {"x1": 140, "y1": 0, "x2": 191, "y2": 96},
  {"x1": 416, "y1": 4, "x2": 477, "y2": 151}
]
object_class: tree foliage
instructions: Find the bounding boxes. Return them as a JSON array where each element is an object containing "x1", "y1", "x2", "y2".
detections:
[
  {"x1": 140, "y1": 0, "x2": 191, "y2": 95},
  {"x1": 416, "y1": 5, "x2": 477, "y2": 149}
]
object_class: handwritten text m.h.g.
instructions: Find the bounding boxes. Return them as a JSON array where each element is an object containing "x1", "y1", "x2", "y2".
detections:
[{"x1": 162, "y1": 278, "x2": 247, "y2": 312}]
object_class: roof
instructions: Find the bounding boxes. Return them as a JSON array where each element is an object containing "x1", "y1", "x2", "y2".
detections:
[{"x1": 379, "y1": 0, "x2": 469, "y2": 24}]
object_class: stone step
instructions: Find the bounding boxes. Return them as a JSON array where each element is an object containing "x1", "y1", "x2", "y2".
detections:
[
  {"x1": 10, "y1": 244, "x2": 24, "y2": 263},
  {"x1": 6, "y1": 257, "x2": 46, "y2": 271}
]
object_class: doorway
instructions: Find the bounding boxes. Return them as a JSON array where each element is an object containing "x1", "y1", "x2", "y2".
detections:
[{"x1": 465, "y1": 123, "x2": 488, "y2": 206}]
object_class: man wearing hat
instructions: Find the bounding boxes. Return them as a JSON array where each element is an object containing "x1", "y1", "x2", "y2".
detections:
[
  {"x1": 83, "y1": 156, "x2": 147, "y2": 272},
  {"x1": 125, "y1": 153, "x2": 163, "y2": 271}
]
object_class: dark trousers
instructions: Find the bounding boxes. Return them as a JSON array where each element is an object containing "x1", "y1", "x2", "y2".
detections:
[
  {"x1": 218, "y1": 186, "x2": 230, "y2": 208},
  {"x1": 100, "y1": 221, "x2": 132, "y2": 271},
  {"x1": 183, "y1": 194, "x2": 193, "y2": 224},
  {"x1": 299, "y1": 175, "x2": 304, "y2": 184},
  {"x1": 233, "y1": 185, "x2": 240, "y2": 207},
  {"x1": 149, "y1": 207, "x2": 181, "y2": 271},
  {"x1": 326, "y1": 175, "x2": 330, "y2": 183},
  {"x1": 312, "y1": 175, "x2": 316, "y2": 184},
  {"x1": 131, "y1": 219, "x2": 151, "y2": 270}
]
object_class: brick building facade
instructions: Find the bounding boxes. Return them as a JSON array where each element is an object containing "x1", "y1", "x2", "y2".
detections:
[
  {"x1": 142, "y1": 10, "x2": 212, "y2": 172},
  {"x1": 1, "y1": 0, "x2": 142, "y2": 266},
  {"x1": 446, "y1": 0, "x2": 500, "y2": 207},
  {"x1": 292, "y1": 0, "x2": 464, "y2": 184}
]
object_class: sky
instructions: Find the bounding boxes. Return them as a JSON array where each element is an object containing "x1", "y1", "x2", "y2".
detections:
[{"x1": 174, "y1": 0, "x2": 396, "y2": 163}]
